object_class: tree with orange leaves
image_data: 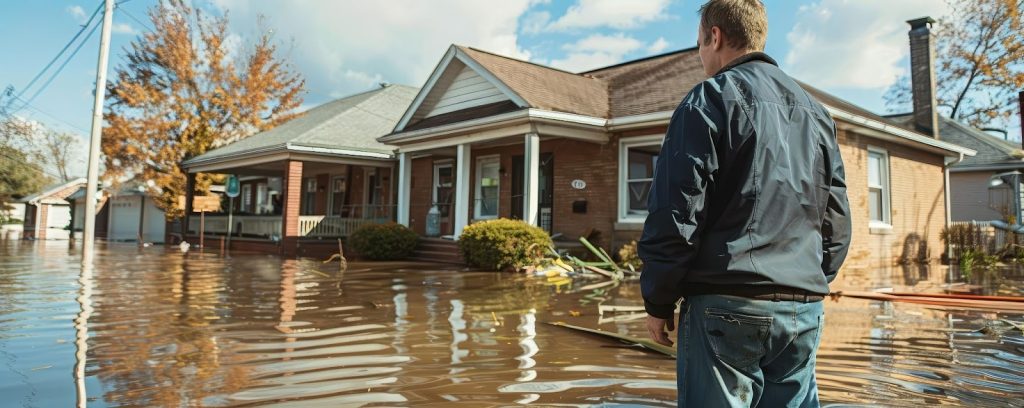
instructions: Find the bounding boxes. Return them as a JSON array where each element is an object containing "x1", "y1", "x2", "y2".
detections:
[
  {"x1": 102, "y1": 0, "x2": 304, "y2": 219},
  {"x1": 886, "y1": 0, "x2": 1023, "y2": 131}
]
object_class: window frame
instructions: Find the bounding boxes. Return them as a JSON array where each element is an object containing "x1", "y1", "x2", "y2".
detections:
[
  {"x1": 433, "y1": 161, "x2": 454, "y2": 217},
  {"x1": 867, "y1": 146, "x2": 892, "y2": 228},
  {"x1": 618, "y1": 135, "x2": 664, "y2": 223},
  {"x1": 474, "y1": 155, "x2": 501, "y2": 220}
]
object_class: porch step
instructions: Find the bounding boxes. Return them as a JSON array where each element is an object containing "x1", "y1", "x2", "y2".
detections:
[{"x1": 409, "y1": 238, "x2": 463, "y2": 264}]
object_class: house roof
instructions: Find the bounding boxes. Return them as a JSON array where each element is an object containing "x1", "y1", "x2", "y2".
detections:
[
  {"x1": 19, "y1": 178, "x2": 87, "y2": 205},
  {"x1": 388, "y1": 45, "x2": 974, "y2": 157},
  {"x1": 887, "y1": 113, "x2": 1022, "y2": 170},
  {"x1": 185, "y1": 84, "x2": 419, "y2": 167},
  {"x1": 457, "y1": 46, "x2": 609, "y2": 118},
  {"x1": 583, "y1": 47, "x2": 706, "y2": 117}
]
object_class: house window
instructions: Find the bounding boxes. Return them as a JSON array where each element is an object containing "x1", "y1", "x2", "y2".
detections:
[
  {"x1": 619, "y1": 136, "x2": 663, "y2": 222},
  {"x1": 303, "y1": 178, "x2": 317, "y2": 215},
  {"x1": 255, "y1": 182, "x2": 267, "y2": 214},
  {"x1": 241, "y1": 184, "x2": 252, "y2": 213},
  {"x1": 330, "y1": 176, "x2": 346, "y2": 216},
  {"x1": 475, "y1": 156, "x2": 500, "y2": 219},
  {"x1": 867, "y1": 148, "x2": 891, "y2": 226},
  {"x1": 434, "y1": 162, "x2": 453, "y2": 218}
]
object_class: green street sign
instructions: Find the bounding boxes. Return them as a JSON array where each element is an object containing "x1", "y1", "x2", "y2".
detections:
[{"x1": 225, "y1": 175, "x2": 240, "y2": 198}]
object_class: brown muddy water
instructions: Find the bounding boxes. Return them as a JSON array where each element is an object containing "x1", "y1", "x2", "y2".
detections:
[{"x1": 1, "y1": 240, "x2": 1022, "y2": 407}]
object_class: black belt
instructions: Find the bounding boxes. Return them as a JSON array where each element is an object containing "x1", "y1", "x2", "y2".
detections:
[{"x1": 699, "y1": 285, "x2": 825, "y2": 303}]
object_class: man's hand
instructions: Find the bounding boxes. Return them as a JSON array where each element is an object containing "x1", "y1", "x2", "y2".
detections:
[{"x1": 646, "y1": 315, "x2": 675, "y2": 347}]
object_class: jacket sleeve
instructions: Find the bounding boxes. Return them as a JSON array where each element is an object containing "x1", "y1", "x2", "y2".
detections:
[
  {"x1": 638, "y1": 104, "x2": 719, "y2": 319},
  {"x1": 821, "y1": 124, "x2": 851, "y2": 283}
]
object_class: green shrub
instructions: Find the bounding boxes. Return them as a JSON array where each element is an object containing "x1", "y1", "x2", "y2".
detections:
[
  {"x1": 349, "y1": 223, "x2": 419, "y2": 261},
  {"x1": 459, "y1": 218, "x2": 552, "y2": 271}
]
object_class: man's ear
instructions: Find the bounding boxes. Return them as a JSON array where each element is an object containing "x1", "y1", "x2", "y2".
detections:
[{"x1": 710, "y1": 26, "x2": 723, "y2": 51}]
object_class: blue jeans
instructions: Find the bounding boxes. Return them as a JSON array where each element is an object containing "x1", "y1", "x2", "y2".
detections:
[{"x1": 677, "y1": 294, "x2": 824, "y2": 407}]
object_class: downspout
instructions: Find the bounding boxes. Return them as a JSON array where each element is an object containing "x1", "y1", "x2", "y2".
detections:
[{"x1": 943, "y1": 153, "x2": 965, "y2": 262}]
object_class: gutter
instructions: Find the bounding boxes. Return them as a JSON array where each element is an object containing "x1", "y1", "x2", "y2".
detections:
[
  {"x1": 825, "y1": 106, "x2": 976, "y2": 157},
  {"x1": 183, "y1": 143, "x2": 393, "y2": 168}
]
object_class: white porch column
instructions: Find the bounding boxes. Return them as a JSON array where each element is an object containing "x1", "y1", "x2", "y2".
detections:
[
  {"x1": 454, "y1": 143, "x2": 472, "y2": 239},
  {"x1": 523, "y1": 132, "x2": 540, "y2": 226},
  {"x1": 396, "y1": 152, "x2": 412, "y2": 226}
]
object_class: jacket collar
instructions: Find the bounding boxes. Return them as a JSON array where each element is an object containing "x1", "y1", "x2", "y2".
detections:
[{"x1": 714, "y1": 52, "x2": 778, "y2": 76}]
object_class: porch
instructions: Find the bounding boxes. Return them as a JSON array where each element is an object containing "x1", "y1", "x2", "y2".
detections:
[{"x1": 186, "y1": 206, "x2": 394, "y2": 239}]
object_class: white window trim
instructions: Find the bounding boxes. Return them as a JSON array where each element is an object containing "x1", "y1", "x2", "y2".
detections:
[
  {"x1": 867, "y1": 146, "x2": 892, "y2": 228},
  {"x1": 618, "y1": 135, "x2": 664, "y2": 223},
  {"x1": 433, "y1": 162, "x2": 453, "y2": 206},
  {"x1": 474, "y1": 155, "x2": 501, "y2": 220}
]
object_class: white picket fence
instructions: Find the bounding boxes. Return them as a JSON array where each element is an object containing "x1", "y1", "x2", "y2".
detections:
[{"x1": 189, "y1": 215, "x2": 386, "y2": 239}]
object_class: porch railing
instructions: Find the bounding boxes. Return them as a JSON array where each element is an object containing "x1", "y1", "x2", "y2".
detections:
[
  {"x1": 187, "y1": 210, "x2": 394, "y2": 239},
  {"x1": 298, "y1": 216, "x2": 390, "y2": 237}
]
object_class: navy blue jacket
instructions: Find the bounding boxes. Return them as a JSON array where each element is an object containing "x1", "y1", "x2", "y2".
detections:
[{"x1": 638, "y1": 53, "x2": 852, "y2": 319}]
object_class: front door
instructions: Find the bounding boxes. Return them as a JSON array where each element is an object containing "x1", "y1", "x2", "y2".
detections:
[
  {"x1": 511, "y1": 153, "x2": 554, "y2": 233},
  {"x1": 433, "y1": 162, "x2": 454, "y2": 235}
]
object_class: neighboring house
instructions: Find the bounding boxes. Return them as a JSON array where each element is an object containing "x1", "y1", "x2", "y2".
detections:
[
  {"x1": 384, "y1": 18, "x2": 975, "y2": 270},
  {"x1": 20, "y1": 178, "x2": 87, "y2": 240},
  {"x1": 885, "y1": 114, "x2": 1024, "y2": 223},
  {"x1": 181, "y1": 83, "x2": 418, "y2": 256},
  {"x1": 68, "y1": 184, "x2": 166, "y2": 243}
]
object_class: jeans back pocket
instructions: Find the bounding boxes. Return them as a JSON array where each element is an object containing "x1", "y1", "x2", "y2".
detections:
[{"x1": 704, "y1": 308, "x2": 772, "y2": 368}]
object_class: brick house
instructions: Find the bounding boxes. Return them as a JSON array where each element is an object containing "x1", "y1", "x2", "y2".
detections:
[
  {"x1": 20, "y1": 178, "x2": 87, "y2": 240},
  {"x1": 384, "y1": 40, "x2": 974, "y2": 270},
  {"x1": 181, "y1": 84, "x2": 418, "y2": 257}
]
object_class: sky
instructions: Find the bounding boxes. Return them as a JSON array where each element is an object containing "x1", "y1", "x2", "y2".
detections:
[{"x1": 0, "y1": 0, "x2": 1019, "y2": 178}]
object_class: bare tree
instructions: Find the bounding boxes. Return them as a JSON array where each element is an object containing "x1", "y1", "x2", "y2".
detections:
[{"x1": 886, "y1": 0, "x2": 1024, "y2": 130}]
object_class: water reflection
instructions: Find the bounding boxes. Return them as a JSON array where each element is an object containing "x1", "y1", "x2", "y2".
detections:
[{"x1": 0, "y1": 241, "x2": 1021, "y2": 406}]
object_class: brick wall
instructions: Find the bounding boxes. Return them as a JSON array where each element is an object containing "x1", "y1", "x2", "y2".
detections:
[
  {"x1": 402, "y1": 126, "x2": 948, "y2": 268},
  {"x1": 838, "y1": 129, "x2": 947, "y2": 269}
]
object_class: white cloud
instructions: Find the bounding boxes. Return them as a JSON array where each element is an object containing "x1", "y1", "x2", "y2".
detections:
[
  {"x1": 522, "y1": 11, "x2": 551, "y2": 34},
  {"x1": 111, "y1": 23, "x2": 138, "y2": 35},
  {"x1": 647, "y1": 37, "x2": 669, "y2": 54},
  {"x1": 211, "y1": 0, "x2": 535, "y2": 101},
  {"x1": 784, "y1": 0, "x2": 951, "y2": 90},
  {"x1": 549, "y1": 33, "x2": 645, "y2": 72},
  {"x1": 548, "y1": 0, "x2": 672, "y2": 30},
  {"x1": 66, "y1": 5, "x2": 87, "y2": 24}
]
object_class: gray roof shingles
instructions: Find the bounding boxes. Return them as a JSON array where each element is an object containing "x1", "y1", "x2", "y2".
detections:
[
  {"x1": 188, "y1": 84, "x2": 419, "y2": 164},
  {"x1": 888, "y1": 114, "x2": 1022, "y2": 169}
]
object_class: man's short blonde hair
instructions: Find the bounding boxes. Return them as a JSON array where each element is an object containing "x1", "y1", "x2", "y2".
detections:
[{"x1": 699, "y1": 0, "x2": 768, "y2": 51}]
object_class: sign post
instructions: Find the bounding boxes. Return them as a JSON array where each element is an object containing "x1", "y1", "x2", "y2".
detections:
[
  {"x1": 191, "y1": 195, "x2": 222, "y2": 250},
  {"x1": 225, "y1": 175, "x2": 240, "y2": 252}
]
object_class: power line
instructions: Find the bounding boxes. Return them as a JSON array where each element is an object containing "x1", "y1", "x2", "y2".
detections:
[
  {"x1": 9, "y1": 95, "x2": 90, "y2": 134},
  {"x1": 116, "y1": 5, "x2": 153, "y2": 34},
  {"x1": 13, "y1": 17, "x2": 104, "y2": 114},
  {"x1": 7, "y1": 1, "x2": 105, "y2": 109}
]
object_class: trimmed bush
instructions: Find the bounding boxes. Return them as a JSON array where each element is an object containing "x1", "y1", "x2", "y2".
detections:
[
  {"x1": 349, "y1": 222, "x2": 419, "y2": 261},
  {"x1": 459, "y1": 218, "x2": 552, "y2": 271}
]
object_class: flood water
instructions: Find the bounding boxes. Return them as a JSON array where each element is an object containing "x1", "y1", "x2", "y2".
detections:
[{"x1": 1, "y1": 240, "x2": 1022, "y2": 407}]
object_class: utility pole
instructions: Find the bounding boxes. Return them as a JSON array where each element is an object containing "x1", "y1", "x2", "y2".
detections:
[{"x1": 82, "y1": 0, "x2": 114, "y2": 265}]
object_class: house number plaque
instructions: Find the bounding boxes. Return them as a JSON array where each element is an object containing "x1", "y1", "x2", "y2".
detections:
[{"x1": 571, "y1": 179, "x2": 586, "y2": 190}]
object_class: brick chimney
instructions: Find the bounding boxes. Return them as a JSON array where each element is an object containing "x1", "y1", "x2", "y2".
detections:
[{"x1": 907, "y1": 17, "x2": 939, "y2": 138}]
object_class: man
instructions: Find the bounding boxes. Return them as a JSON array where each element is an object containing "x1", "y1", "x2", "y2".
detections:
[{"x1": 638, "y1": 0, "x2": 851, "y2": 406}]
